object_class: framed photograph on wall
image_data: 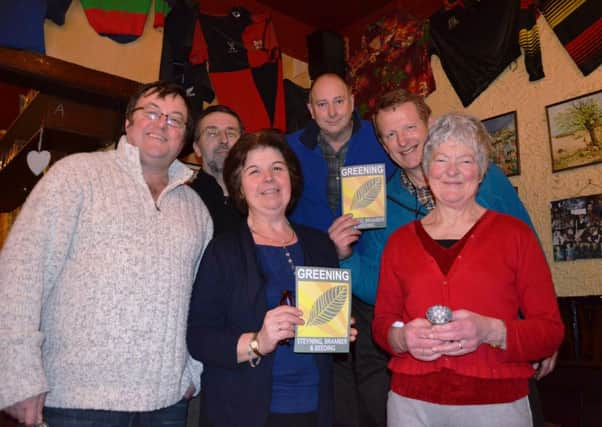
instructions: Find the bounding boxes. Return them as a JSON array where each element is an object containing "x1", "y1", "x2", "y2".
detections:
[
  {"x1": 546, "y1": 89, "x2": 602, "y2": 172},
  {"x1": 482, "y1": 111, "x2": 520, "y2": 176},
  {"x1": 550, "y1": 194, "x2": 602, "y2": 261}
]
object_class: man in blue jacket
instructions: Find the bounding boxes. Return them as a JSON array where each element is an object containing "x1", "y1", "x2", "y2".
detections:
[
  {"x1": 340, "y1": 89, "x2": 556, "y2": 427},
  {"x1": 287, "y1": 73, "x2": 395, "y2": 427}
]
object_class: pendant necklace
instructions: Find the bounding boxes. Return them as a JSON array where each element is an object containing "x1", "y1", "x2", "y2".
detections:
[{"x1": 249, "y1": 224, "x2": 297, "y2": 272}]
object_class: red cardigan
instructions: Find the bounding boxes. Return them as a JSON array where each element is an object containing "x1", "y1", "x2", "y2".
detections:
[{"x1": 373, "y1": 211, "x2": 564, "y2": 404}]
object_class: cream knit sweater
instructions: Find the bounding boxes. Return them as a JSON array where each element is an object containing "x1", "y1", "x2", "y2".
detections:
[{"x1": 0, "y1": 137, "x2": 213, "y2": 411}]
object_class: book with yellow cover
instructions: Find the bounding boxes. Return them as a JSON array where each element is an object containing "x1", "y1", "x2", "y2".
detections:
[
  {"x1": 340, "y1": 163, "x2": 386, "y2": 229},
  {"x1": 294, "y1": 266, "x2": 351, "y2": 353}
]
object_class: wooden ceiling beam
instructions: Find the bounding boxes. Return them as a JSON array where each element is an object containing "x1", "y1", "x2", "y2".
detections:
[{"x1": 0, "y1": 46, "x2": 141, "y2": 108}]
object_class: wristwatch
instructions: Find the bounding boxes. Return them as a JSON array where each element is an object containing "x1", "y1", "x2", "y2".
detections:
[
  {"x1": 248, "y1": 332, "x2": 263, "y2": 368},
  {"x1": 249, "y1": 333, "x2": 264, "y2": 357}
]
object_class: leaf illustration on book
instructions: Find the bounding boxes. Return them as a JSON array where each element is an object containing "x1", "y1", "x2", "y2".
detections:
[
  {"x1": 350, "y1": 177, "x2": 382, "y2": 210},
  {"x1": 306, "y1": 285, "x2": 348, "y2": 326}
]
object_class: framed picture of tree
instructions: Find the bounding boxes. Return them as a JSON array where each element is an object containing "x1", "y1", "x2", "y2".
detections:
[
  {"x1": 482, "y1": 111, "x2": 520, "y2": 176},
  {"x1": 546, "y1": 89, "x2": 602, "y2": 172}
]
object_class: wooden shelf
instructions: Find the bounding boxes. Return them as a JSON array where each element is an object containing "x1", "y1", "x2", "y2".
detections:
[{"x1": 0, "y1": 46, "x2": 141, "y2": 107}]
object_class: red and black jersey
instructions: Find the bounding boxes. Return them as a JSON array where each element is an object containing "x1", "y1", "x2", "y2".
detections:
[
  {"x1": 539, "y1": 0, "x2": 601, "y2": 76},
  {"x1": 189, "y1": 7, "x2": 286, "y2": 132},
  {"x1": 159, "y1": 0, "x2": 214, "y2": 116}
]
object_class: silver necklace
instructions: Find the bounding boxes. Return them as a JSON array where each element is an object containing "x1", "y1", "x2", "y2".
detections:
[{"x1": 249, "y1": 225, "x2": 297, "y2": 272}]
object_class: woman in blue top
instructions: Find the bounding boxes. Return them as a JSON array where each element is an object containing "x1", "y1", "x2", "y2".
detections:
[{"x1": 187, "y1": 130, "x2": 355, "y2": 427}]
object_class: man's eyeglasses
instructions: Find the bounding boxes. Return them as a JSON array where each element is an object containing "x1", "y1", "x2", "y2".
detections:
[
  {"x1": 132, "y1": 107, "x2": 186, "y2": 129},
  {"x1": 200, "y1": 127, "x2": 241, "y2": 142}
]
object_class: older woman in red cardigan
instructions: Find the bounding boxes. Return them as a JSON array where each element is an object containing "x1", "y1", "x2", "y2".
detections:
[{"x1": 373, "y1": 112, "x2": 564, "y2": 427}]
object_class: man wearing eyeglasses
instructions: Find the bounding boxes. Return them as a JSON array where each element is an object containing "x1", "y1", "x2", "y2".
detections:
[
  {"x1": 0, "y1": 81, "x2": 213, "y2": 427},
  {"x1": 189, "y1": 105, "x2": 245, "y2": 236},
  {"x1": 186, "y1": 105, "x2": 244, "y2": 427}
]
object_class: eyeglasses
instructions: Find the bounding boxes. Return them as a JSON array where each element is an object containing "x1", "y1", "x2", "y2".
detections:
[
  {"x1": 200, "y1": 127, "x2": 241, "y2": 142},
  {"x1": 132, "y1": 107, "x2": 186, "y2": 129}
]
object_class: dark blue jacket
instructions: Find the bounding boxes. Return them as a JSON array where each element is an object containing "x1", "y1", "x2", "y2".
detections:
[
  {"x1": 187, "y1": 222, "x2": 338, "y2": 427},
  {"x1": 287, "y1": 113, "x2": 395, "y2": 233}
]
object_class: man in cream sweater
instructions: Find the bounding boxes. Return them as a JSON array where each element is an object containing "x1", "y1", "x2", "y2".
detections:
[{"x1": 0, "y1": 81, "x2": 213, "y2": 427}]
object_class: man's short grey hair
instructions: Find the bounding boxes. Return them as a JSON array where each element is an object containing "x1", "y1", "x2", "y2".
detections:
[{"x1": 422, "y1": 112, "x2": 491, "y2": 179}]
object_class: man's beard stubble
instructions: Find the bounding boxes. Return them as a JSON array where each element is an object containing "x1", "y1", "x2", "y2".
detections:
[{"x1": 207, "y1": 160, "x2": 223, "y2": 175}]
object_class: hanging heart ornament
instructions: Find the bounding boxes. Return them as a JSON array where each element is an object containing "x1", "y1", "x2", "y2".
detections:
[{"x1": 27, "y1": 150, "x2": 51, "y2": 176}]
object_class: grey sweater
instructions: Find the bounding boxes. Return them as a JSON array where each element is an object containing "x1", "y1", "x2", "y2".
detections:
[{"x1": 0, "y1": 137, "x2": 213, "y2": 411}]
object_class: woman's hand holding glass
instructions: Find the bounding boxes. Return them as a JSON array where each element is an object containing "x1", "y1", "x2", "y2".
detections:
[
  {"x1": 388, "y1": 318, "x2": 446, "y2": 361},
  {"x1": 387, "y1": 309, "x2": 507, "y2": 360},
  {"x1": 428, "y1": 309, "x2": 506, "y2": 355}
]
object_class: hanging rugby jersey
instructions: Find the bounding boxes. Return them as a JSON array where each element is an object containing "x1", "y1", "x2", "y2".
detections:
[
  {"x1": 80, "y1": 0, "x2": 171, "y2": 43},
  {"x1": 429, "y1": 0, "x2": 522, "y2": 107},
  {"x1": 349, "y1": 11, "x2": 435, "y2": 119},
  {"x1": 0, "y1": 0, "x2": 46, "y2": 54},
  {"x1": 189, "y1": 7, "x2": 286, "y2": 132},
  {"x1": 519, "y1": 0, "x2": 544, "y2": 81},
  {"x1": 159, "y1": 0, "x2": 214, "y2": 117},
  {"x1": 539, "y1": 0, "x2": 601, "y2": 76}
]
